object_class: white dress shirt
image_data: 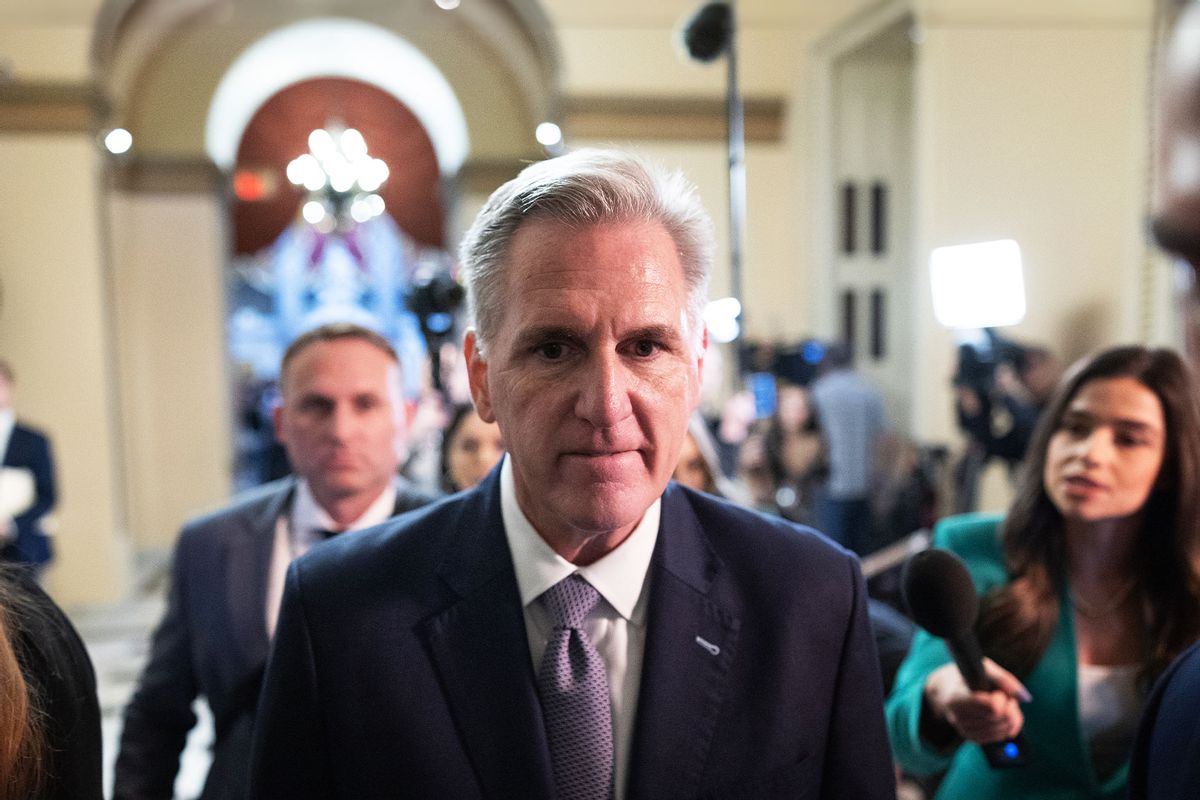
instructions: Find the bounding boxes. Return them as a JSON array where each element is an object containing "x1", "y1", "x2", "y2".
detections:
[
  {"x1": 0, "y1": 409, "x2": 14, "y2": 461},
  {"x1": 264, "y1": 479, "x2": 397, "y2": 637},
  {"x1": 500, "y1": 455, "x2": 659, "y2": 800},
  {"x1": 1078, "y1": 662, "x2": 1142, "y2": 779}
]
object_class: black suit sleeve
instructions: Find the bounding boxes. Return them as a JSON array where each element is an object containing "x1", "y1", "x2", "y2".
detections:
[
  {"x1": 248, "y1": 561, "x2": 332, "y2": 800},
  {"x1": 113, "y1": 530, "x2": 201, "y2": 800},
  {"x1": 820, "y1": 556, "x2": 897, "y2": 800}
]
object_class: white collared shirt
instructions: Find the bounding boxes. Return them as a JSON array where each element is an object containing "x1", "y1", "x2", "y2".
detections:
[
  {"x1": 500, "y1": 455, "x2": 660, "y2": 800},
  {"x1": 0, "y1": 409, "x2": 14, "y2": 462},
  {"x1": 264, "y1": 479, "x2": 397, "y2": 637}
]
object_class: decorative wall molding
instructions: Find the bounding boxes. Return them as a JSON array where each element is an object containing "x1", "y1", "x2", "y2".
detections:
[
  {"x1": 564, "y1": 95, "x2": 785, "y2": 143},
  {"x1": 0, "y1": 82, "x2": 108, "y2": 133},
  {"x1": 457, "y1": 158, "x2": 531, "y2": 196},
  {"x1": 115, "y1": 155, "x2": 526, "y2": 199},
  {"x1": 1, "y1": 86, "x2": 785, "y2": 195},
  {"x1": 110, "y1": 156, "x2": 225, "y2": 193}
]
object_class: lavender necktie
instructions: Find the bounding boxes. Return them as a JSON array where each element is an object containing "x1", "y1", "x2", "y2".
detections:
[{"x1": 536, "y1": 574, "x2": 614, "y2": 800}]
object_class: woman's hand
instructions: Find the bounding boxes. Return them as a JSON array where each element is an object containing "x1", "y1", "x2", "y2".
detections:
[{"x1": 922, "y1": 658, "x2": 1031, "y2": 744}]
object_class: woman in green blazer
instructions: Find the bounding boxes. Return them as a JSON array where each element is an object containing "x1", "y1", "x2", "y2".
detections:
[{"x1": 887, "y1": 345, "x2": 1200, "y2": 799}]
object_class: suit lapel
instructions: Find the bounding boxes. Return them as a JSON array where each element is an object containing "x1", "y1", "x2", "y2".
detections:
[
  {"x1": 626, "y1": 485, "x2": 741, "y2": 800},
  {"x1": 225, "y1": 477, "x2": 406, "y2": 674},
  {"x1": 224, "y1": 480, "x2": 293, "y2": 671},
  {"x1": 417, "y1": 474, "x2": 555, "y2": 800}
]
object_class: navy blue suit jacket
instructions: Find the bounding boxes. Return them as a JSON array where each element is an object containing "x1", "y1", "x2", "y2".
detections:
[
  {"x1": 249, "y1": 473, "x2": 895, "y2": 799},
  {"x1": 115, "y1": 478, "x2": 436, "y2": 800},
  {"x1": 1128, "y1": 639, "x2": 1200, "y2": 799},
  {"x1": 116, "y1": 480, "x2": 294, "y2": 800},
  {"x1": 2, "y1": 422, "x2": 57, "y2": 567}
]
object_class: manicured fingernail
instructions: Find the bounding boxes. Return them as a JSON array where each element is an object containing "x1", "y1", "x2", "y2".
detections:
[{"x1": 1017, "y1": 687, "x2": 1032, "y2": 703}]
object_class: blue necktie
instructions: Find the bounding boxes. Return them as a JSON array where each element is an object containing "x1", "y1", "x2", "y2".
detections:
[{"x1": 536, "y1": 574, "x2": 614, "y2": 800}]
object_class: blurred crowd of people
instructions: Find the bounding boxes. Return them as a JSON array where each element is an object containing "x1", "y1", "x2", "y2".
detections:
[
  {"x1": 230, "y1": 325, "x2": 1075, "y2": 572},
  {"x1": 951, "y1": 330, "x2": 1064, "y2": 513},
  {"x1": 234, "y1": 333, "x2": 1048, "y2": 566}
]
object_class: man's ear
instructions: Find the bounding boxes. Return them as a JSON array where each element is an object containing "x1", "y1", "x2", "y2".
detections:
[
  {"x1": 464, "y1": 330, "x2": 495, "y2": 423},
  {"x1": 272, "y1": 402, "x2": 287, "y2": 445}
]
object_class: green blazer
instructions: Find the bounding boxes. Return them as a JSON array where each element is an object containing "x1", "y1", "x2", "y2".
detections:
[{"x1": 885, "y1": 513, "x2": 1128, "y2": 800}]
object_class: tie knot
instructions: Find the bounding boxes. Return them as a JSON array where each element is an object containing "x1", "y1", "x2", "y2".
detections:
[{"x1": 539, "y1": 574, "x2": 602, "y2": 629}]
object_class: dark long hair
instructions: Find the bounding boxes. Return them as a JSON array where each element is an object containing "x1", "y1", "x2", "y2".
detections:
[
  {"x1": 439, "y1": 403, "x2": 477, "y2": 494},
  {"x1": 0, "y1": 566, "x2": 47, "y2": 800},
  {"x1": 976, "y1": 345, "x2": 1200, "y2": 682},
  {"x1": 763, "y1": 384, "x2": 821, "y2": 476}
]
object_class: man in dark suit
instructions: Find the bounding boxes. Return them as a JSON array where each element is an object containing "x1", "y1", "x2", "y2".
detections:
[
  {"x1": 114, "y1": 323, "x2": 436, "y2": 800},
  {"x1": 250, "y1": 149, "x2": 895, "y2": 799},
  {"x1": 0, "y1": 360, "x2": 57, "y2": 572},
  {"x1": 1129, "y1": 3, "x2": 1200, "y2": 798}
]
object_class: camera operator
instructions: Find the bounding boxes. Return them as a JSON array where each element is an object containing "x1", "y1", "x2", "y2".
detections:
[{"x1": 951, "y1": 333, "x2": 1058, "y2": 512}]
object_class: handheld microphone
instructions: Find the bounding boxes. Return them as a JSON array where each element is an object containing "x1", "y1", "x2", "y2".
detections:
[{"x1": 901, "y1": 548, "x2": 1029, "y2": 768}]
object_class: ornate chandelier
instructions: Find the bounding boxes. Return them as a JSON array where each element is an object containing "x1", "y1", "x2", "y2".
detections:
[{"x1": 286, "y1": 124, "x2": 390, "y2": 231}]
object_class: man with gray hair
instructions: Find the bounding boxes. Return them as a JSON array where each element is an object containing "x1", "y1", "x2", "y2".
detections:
[{"x1": 250, "y1": 149, "x2": 895, "y2": 799}]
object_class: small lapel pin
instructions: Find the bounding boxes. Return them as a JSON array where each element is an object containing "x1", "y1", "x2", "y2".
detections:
[{"x1": 695, "y1": 635, "x2": 720, "y2": 656}]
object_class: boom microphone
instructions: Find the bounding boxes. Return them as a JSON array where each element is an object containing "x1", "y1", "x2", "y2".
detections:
[
  {"x1": 901, "y1": 548, "x2": 1029, "y2": 768},
  {"x1": 680, "y1": 2, "x2": 731, "y2": 63}
]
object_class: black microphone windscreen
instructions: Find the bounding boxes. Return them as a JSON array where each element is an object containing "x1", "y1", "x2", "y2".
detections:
[
  {"x1": 902, "y1": 548, "x2": 980, "y2": 639},
  {"x1": 681, "y1": 2, "x2": 731, "y2": 63}
]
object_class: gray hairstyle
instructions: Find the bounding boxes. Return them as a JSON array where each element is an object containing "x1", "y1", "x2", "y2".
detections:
[{"x1": 459, "y1": 148, "x2": 714, "y2": 353}]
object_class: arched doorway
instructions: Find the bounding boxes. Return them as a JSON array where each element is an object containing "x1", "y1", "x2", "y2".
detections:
[
  {"x1": 94, "y1": 0, "x2": 558, "y2": 549},
  {"x1": 209, "y1": 20, "x2": 469, "y2": 485}
]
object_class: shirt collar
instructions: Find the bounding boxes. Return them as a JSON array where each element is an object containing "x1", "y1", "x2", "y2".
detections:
[
  {"x1": 500, "y1": 454, "x2": 660, "y2": 623},
  {"x1": 291, "y1": 478, "x2": 397, "y2": 541},
  {"x1": 0, "y1": 411, "x2": 14, "y2": 459}
]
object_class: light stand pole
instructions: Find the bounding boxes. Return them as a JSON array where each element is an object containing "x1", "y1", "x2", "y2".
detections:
[{"x1": 682, "y1": 1, "x2": 745, "y2": 335}]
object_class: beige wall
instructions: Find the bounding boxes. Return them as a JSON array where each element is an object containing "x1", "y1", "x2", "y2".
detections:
[
  {"x1": 911, "y1": 19, "x2": 1153, "y2": 446},
  {"x1": 0, "y1": 134, "x2": 130, "y2": 605},
  {"x1": 565, "y1": 140, "x2": 796, "y2": 337},
  {"x1": 556, "y1": 25, "x2": 795, "y2": 98},
  {"x1": 547, "y1": 4, "x2": 853, "y2": 343},
  {"x1": 108, "y1": 190, "x2": 233, "y2": 550},
  {"x1": 917, "y1": 0, "x2": 1145, "y2": 24},
  {"x1": 543, "y1": 0, "x2": 881, "y2": 98},
  {"x1": 0, "y1": 26, "x2": 93, "y2": 81}
]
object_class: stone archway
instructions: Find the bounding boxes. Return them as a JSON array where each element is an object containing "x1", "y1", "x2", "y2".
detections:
[
  {"x1": 91, "y1": 0, "x2": 561, "y2": 551},
  {"x1": 204, "y1": 17, "x2": 469, "y2": 177}
]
